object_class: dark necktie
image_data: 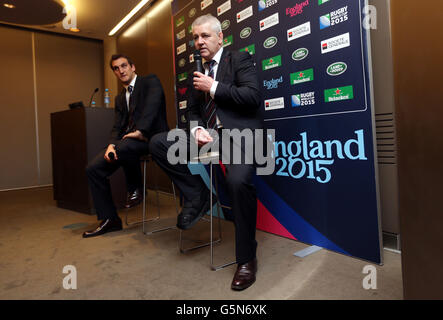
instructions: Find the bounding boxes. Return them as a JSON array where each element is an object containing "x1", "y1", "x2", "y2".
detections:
[
  {"x1": 127, "y1": 85, "x2": 135, "y2": 132},
  {"x1": 204, "y1": 60, "x2": 217, "y2": 130}
]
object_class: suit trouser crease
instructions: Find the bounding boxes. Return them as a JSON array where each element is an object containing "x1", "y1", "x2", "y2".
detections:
[
  {"x1": 86, "y1": 138, "x2": 149, "y2": 220},
  {"x1": 149, "y1": 132, "x2": 257, "y2": 263}
]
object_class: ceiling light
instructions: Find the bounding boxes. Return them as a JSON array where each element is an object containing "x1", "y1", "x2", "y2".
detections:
[
  {"x1": 3, "y1": 3, "x2": 15, "y2": 9},
  {"x1": 108, "y1": 0, "x2": 152, "y2": 36},
  {"x1": 70, "y1": 28, "x2": 80, "y2": 32}
]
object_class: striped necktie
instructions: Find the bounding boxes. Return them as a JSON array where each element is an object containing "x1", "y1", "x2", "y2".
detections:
[{"x1": 204, "y1": 60, "x2": 217, "y2": 130}]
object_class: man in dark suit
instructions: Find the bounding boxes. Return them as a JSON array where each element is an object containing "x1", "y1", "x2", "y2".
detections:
[
  {"x1": 149, "y1": 14, "x2": 262, "y2": 290},
  {"x1": 83, "y1": 54, "x2": 168, "y2": 238}
]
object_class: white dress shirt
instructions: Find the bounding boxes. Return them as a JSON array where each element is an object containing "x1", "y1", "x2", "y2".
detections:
[
  {"x1": 123, "y1": 74, "x2": 137, "y2": 110},
  {"x1": 191, "y1": 48, "x2": 223, "y2": 137}
]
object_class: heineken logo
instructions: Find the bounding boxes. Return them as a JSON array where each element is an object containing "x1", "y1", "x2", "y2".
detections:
[
  {"x1": 324, "y1": 85, "x2": 354, "y2": 102},
  {"x1": 262, "y1": 55, "x2": 282, "y2": 71},
  {"x1": 263, "y1": 36, "x2": 277, "y2": 49},
  {"x1": 327, "y1": 62, "x2": 347, "y2": 76},
  {"x1": 176, "y1": 16, "x2": 184, "y2": 27},
  {"x1": 188, "y1": 8, "x2": 197, "y2": 18},
  {"x1": 240, "y1": 27, "x2": 252, "y2": 39},
  {"x1": 292, "y1": 48, "x2": 309, "y2": 61},
  {"x1": 178, "y1": 59, "x2": 186, "y2": 68},
  {"x1": 221, "y1": 20, "x2": 231, "y2": 30},
  {"x1": 223, "y1": 35, "x2": 233, "y2": 47},
  {"x1": 178, "y1": 72, "x2": 187, "y2": 82},
  {"x1": 290, "y1": 68, "x2": 314, "y2": 85},
  {"x1": 239, "y1": 44, "x2": 255, "y2": 55}
]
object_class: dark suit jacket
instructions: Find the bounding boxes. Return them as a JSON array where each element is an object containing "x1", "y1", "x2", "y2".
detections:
[
  {"x1": 187, "y1": 50, "x2": 263, "y2": 132},
  {"x1": 110, "y1": 74, "x2": 169, "y2": 144}
]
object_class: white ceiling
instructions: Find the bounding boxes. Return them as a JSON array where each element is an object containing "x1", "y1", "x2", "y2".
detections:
[{"x1": 0, "y1": 0, "x2": 156, "y2": 40}]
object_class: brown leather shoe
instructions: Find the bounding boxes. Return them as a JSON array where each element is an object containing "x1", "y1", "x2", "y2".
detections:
[
  {"x1": 125, "y1": 189, "x2": 142, "y2": 209},
  {"x1": 231, "y1": 258, "x2": 257, "y2": 291}
]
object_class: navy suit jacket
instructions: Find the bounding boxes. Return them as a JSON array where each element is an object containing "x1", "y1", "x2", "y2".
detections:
[
  {"x1": 110, "y1": 74, "x2": 169, "y2": 144},
  {"x1": 187, "y1": 50, "x2": 263, "y2": 132}
]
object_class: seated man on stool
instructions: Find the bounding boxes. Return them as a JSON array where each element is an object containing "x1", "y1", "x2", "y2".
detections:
[
  {"x1": 149, "y1": 14, "x2": 263, "y2": 290},
  {"x1": 83, "y1": 54, "x2": 168, "y2": 238}
]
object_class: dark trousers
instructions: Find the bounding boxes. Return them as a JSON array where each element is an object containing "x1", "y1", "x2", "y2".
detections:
[
  {"x1": 86, "y1": 138, "x2": 149, "y2": 221},
  {"x1": 149, "y1": 131, "x2": 257, "y2": 264}
]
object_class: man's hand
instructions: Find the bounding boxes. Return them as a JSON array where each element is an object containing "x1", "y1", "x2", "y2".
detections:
[
  {"x1": 193, "y1": 72, "x2": 214, "y2": 92},
  {"x1": 104, "y1": 144, "x2": 117, "y2": 162},
  {"x1": 195, "y1": 128, "x2": 213, "y2": 146},
  {"x1": 122, "y1": 130, "x2": 147, "y2": 141}
]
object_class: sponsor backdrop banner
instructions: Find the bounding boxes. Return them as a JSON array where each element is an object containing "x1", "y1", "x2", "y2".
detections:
[{"x1": 171, "y1": 0, "x2": 382, "y2": 264}]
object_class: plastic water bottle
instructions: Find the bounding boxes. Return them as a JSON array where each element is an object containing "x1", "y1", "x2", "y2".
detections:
[
  {"x1": 104, "y1": 88, "x2": 111, "y2": 108},
  {"x1": 91, "y1": 101, "x2": 96, "y2": 108}
]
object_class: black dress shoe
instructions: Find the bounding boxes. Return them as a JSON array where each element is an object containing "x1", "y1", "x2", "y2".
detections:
[
  {"x1": 177, "y1": 191, "x2": 213, "y2": 230},
  {"x1": 82, "y1": 218, "x2": 123, "y2": 238},
  {"x1": 125, "y1": 189, "x2": 142, "y2": 209},
  {"x1": 231, "y1": 258, "x2": 257, "y2": 291}
]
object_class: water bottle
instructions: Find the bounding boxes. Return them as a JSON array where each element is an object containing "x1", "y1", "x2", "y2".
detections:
[
  {"x1": 91, "y1": 101, "x2": 96, "y2": 108},
  {"x1": 104, "y1": 88, "x2": 111, "y2": 108}
]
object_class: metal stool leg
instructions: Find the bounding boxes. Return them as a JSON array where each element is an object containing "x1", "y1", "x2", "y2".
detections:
[
  {"x1": 179, "y1": 162, "x2": 222, "y2": 253},
  {"x1": 142, "y1": 159, "x2": 177, "y2": 235},
  {"x1": 124, "y1": 157, "x2": 177, "y2": 234},
  {"x1": 179, "y1": 163, "x2": 236, "y2": 271},
  {"x1": 125, "y1": 159, "x2": 156, "y2": 227}
]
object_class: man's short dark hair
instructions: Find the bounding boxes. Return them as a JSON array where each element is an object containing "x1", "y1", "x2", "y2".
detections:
[{"x1": 110, "y1": 54, "x2": 134, "y2": 70}]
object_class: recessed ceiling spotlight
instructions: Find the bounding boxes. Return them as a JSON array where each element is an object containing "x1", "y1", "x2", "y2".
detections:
[{"x1": 3, "y1": 3, "x2": 16, "y2": 9}]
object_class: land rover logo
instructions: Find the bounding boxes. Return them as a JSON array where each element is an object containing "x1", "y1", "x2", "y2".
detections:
[
  {"x1": 240, "y1": 27, "x2": 252, "y2": 39},
  {"x1": 178, "y1": 59, "x2": 186, "y2": 68},
  {"x1": 263, "y1": 36, "x2": 277, "y2": 49},
  {"x1": 327, "y1": 62, "x2": 347, "y2": 76},
  {"x1": 189, "y1": 8, "x2": 196, "y2": 18},
  {"x1": 221, "y1": 20, "x2": 230, "y2": 30},
  {"x1": 292, "y1": 48, "x2": 309, "y2": 61}
]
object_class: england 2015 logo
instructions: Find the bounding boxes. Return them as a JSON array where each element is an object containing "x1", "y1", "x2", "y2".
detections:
[{"x1": 263, "y1": 76, "x2": 283, "y2": 90}]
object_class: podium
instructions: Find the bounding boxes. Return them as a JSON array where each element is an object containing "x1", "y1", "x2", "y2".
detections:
[{"x1": 50, "y1": 107, "x2": 126, "y2": 214}]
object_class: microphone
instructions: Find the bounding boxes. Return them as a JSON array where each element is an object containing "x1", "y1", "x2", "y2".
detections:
[
  {"x1": 89, "y1": 88, "x2": 99, "y2": 107},
  {"x1": 108, "y1": 152, "x2": 115, "y2": 161},
  {"x1": 194, "y1": 50, "x2": 203, "y2": 74}
]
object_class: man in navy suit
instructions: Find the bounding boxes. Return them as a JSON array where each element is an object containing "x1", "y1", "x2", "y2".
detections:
[
  {"x1": 83, "y1": 54, "x2": 168, "y2": 238},
  {"x1": 149, "y1": 14, "x2": 263, "y2": 290}
]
